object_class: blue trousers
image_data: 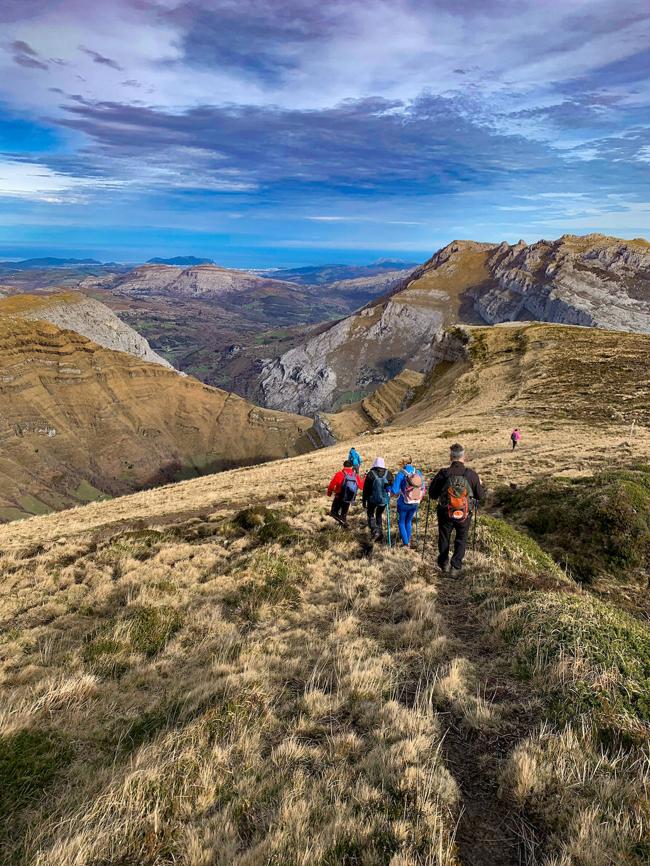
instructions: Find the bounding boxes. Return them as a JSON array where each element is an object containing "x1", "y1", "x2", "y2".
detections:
[{"x1": 397, "y1": 502, "x2": 418, "y2": 545}]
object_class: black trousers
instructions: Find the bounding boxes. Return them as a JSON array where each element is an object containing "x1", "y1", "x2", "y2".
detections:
[
  {"x1": 366, "y1": 503, "x2": 386, "y2": 534},
  {"x1": 331, "y1": 496, "x2": 351, "y2": 521},
  {"x1": 437, "y1": 507, "x2": 470, "y2": 569}
]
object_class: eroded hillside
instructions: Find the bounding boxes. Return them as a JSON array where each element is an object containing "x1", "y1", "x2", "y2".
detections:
[{"x1": 0, "y1": 317, "x2": 314, "y2": 521}]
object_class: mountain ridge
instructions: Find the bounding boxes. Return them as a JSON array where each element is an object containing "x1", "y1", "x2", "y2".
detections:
[{"x1": 257, "y1": 233, "x2": 650, "y2": 415}]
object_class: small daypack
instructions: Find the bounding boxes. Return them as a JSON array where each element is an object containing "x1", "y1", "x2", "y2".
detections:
[
  {"x1": 368, "y1": 470, "x2": 388, "y2": 505},
  {"x1": 341, "y1": 473, "x2": 359, "y2": 503},
  {"x1": 444, "y1": 471, "x2": 472, "y2": 520},
  {"x1": 401, "y1": 471, "x2": 424, "y2": 505}
]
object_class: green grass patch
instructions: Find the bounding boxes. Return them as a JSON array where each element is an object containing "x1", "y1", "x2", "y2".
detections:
[
  {"x1": 226, "y1": 552, "x2": 303, "y2": 619},
  {"x1": 102, "y1": 529, "x2": 163, "y2": 562},
  {"x1": 83, "y1": 637, "x2": 130, "y2": 678},
  {"x1": 127, "y1": 605, "x2": 183, "y2": 656},
  {"x1": 73, "y1": 480, "x2": 110, "y2": 503},
  {"x1": 17, "y1": 494, "x2": 51, "y2": 516},
  {"x1": 0, "y1": 729, "x2": 71, "y2": 817},
  {"x1": 495, "y1": 592, "x2": 650, "y2": 739},
  {"x1": 227, "y1": 506, "x2": 297, "y2": 545},
  {"x1": 0, "y1": 507, "x2": 30, "y2": 522},
  {"x1": 496, "y1": 469, "x2": 650, "y2": 581},
  {"x1": 479, "y1": 515, "x2": 566, "y2": 579}
]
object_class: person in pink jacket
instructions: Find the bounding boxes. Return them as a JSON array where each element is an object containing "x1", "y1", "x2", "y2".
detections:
[{"x1": 510, "y1": 428, "x2": 522, "y2": 450}]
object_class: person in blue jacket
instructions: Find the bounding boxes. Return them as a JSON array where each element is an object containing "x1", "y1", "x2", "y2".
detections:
[
  {"x1": 390, "y1": 457, "x2": 425, "y2": 546},
  {"x1": 348, "y1": 447, "x2": 362, "y2": 470}
]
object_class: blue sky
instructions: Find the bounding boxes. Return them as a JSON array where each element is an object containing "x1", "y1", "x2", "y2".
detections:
[{"x1": 1, "y1": 0, "x2": 649, "y2": 266}]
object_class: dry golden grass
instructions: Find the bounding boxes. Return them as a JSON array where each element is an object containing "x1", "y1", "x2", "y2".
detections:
[{"x1": 1, "y1": 372, "x2": 649, "y2": 864}]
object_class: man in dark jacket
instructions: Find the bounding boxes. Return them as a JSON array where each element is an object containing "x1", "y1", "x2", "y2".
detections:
[
  {"x1": 428, "y1": 443, "x2": 485, "y2": 576},
  {"x1": 362, "y1": 456, "x2": 394, "y2": 541}
]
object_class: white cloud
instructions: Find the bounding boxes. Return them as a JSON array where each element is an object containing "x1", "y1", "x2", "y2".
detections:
[{"x1": 0, "y1": 159, "x2": 121, "y2": 202}]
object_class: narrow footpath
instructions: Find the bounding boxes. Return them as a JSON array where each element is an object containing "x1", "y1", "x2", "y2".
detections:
[{"x1": 434, "y1": 570, "x2": 543, "y2": 866}]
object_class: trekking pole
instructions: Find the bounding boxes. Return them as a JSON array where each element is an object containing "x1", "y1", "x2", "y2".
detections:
[
  {"x1": 421, "y1": 498, "x2": 431, "y2": 560},
  {"x1": 472, "y1": 502, "x2": 479, "y2": 551},
  {"x1": 386, "y1": 496, "x2": 392, "y2": 548},
  {"x1": 415, "y1": 508, "x2": 419, "y2": 543}
]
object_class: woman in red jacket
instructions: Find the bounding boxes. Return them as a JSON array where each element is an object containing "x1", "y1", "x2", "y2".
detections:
[{"x1": 327, "y1": 459, "x2": 364, "y2": 526}]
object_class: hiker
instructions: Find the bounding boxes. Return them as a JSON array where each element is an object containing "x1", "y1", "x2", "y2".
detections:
[
  {"x1": 391, "y1": 457, "x2": 425, "y2": 546},
  {"x1": 428, "y1": 443, "x2": 485, "y2": 576},
  {"x1": 510, "y1": 428, "x2": 521, "y2": 451},
  {"x1": 362, "y1": 457, "x2": 394, "y2": 541},
  {"x1": 327, "y1": 459, "x2": 364, "y2": 526},
  {"x1": 348, "y1": 446, "x2": 363, "y2": 470}
]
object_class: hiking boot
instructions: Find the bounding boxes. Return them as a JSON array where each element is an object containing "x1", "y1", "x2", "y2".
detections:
[
  {"x1": 439, "y1": 561, "x2": 450, "y2": 574},
  {"x1": 449, "y1": 566, "x2": 463, "y2": 578}
]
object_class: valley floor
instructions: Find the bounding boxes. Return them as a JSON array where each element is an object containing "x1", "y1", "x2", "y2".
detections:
[{"x1": 1, "y1": 417, "x2": 648, "y2": 865}]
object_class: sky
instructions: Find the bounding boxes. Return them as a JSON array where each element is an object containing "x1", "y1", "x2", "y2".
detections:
[{"x1": 1, "y1": 0, "x2": 650, "y2": 266}]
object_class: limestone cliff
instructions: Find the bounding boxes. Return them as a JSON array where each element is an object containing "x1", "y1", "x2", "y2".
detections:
[{"x1": 0, "y1": 292, "x2": 172, "y2": 368}]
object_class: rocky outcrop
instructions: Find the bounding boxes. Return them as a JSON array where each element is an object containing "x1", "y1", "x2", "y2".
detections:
[
  {"x1": 258, "y1": 298, "x2": 444, "y2": 415},
  {"x1": 257, "y1": 241, "x2": 491, "y2": 415},
  {"x1": 472, "y1": 234, "x2": 650, "y2": 332},
  {"x1": 1, "y1": 292, "x2": 172, "y2": 368}
]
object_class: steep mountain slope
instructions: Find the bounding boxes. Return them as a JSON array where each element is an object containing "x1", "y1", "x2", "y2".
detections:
[
  {"x1": 257, "y1": 241, "x2": 490, "y2": 413},
  {"x1": 0, "y1": 317, "x2": 314, "y2": 521},
  {"x1": 0, "y1": 292, "x2": 171, "y2": 368},
  {"x1": 473, "y1": 233, "x2": 650, "y2": 331},
  {"x1": 0, "y1": 323, "x2": 648, "y2": 866},
  {"x1": 258, "y1": 234, "x2": 650, "y2": 415},
  {"x1": 80, "y1": 263, "x2": 418, "y2": 396}
]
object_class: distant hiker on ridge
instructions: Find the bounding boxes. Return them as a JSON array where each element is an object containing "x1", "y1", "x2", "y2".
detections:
[
  {"x1": 327, "y1": 459, "x2": 364, "y2": 527},
  {"x1": 362, "y1": 456, "x2": 393, "y2": 542},
  {"x1": 391, "y1": 457, "x2": 425, "y2": 546},
  {"x1": 510, "y1": 428, "x2": 521, "y2": 451},
  {"x1": 428, "y1": 443, "x2": 485, "y2": 576},
  {"x1": 348, "y1": 446, "x2": 363, "y2": 470}
]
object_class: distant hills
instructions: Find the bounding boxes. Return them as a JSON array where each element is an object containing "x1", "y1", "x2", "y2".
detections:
[
  {"x1": 264, "y1": 260, "x2": 417, "y2": 285},
  {"x1": 146, "y1": 256, "x2": 215, "y2": 265},
  {"x1": 0, "y1": 256, "x2": 102, "y2": 269}
]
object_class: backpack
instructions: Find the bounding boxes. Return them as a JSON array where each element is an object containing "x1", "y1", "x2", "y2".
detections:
[
  {"x1": 341, "y1": 472, "x2": 359, "y2": 503},
  {"x1": 443, "y1": 471, "x2": 472, "y2": 520},
  {"x1": 368, "y1": 470, "x2": 388, "y2": 505},
  {"x1": 401, "y1": 471, "x2": 424, "y2": 505}
]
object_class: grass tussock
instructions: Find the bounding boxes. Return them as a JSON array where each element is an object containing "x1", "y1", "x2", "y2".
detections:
[
  {"x1": 478, "y1": 515, "x2": 567, "y2": 581},
  {"x1": 496, "y1": 468, "x2": 650, "y2": 581},
  {"x1": 502, "y1": 723, "x2": 649, "y2": 866},
  {"x1": 493, "y1": 592, "x2": 650, "y2": 742}
]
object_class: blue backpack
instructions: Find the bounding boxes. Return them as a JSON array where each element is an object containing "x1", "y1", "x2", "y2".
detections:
[{"x1": 341, "y1": 473, "x2": 359, "y2": 503}]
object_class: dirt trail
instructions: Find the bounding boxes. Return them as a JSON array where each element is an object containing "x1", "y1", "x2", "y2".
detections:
[{"x1": 435, "y1": 569, "x2": 543, "y2": 866}]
